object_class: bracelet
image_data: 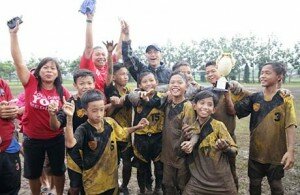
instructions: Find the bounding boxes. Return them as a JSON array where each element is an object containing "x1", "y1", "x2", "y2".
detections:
[{"x1": 86, "y1": 19, "x2": 92, "y2": 23}]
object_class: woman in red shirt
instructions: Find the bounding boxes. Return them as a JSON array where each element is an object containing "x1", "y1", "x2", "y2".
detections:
[{"x1": 9, "y1": 22, "x2": 70, "y2": 195}]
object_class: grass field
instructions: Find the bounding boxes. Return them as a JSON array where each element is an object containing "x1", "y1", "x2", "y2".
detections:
[{"x1": 9, "y1": 81, "x2": 299, "y2": 195}]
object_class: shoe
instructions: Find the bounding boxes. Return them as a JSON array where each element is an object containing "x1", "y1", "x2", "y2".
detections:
[{"x1": 119, "y1": 185, "x2": 129, "y2": 195}]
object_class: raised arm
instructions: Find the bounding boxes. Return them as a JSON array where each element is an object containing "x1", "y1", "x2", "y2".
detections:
[
  {"x1": 103, "y1": 41, "x2": 117, "y2": 86},
  {"x1": 83, "y1": 14, "x2": 94, "y2": 59},
  {"x1": 62, "y1": 99, "x2": 77, "y2": 148},
  {"x1": 121, "y1": 21, "x2": 147, "y2": 81},
  {"x1": 9, "y1": 22, "x2": 30, "y2": 85},
  {"x1": 113, "y1": 19, "x2": 126, "y2": 61}
]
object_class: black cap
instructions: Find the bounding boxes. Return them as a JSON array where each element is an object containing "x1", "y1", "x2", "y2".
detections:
[{"x1": 145, "y1": 44, "x2": 161, "y2": 53}]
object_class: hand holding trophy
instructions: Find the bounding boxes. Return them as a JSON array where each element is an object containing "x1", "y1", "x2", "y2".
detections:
[{"x1": 215, "y1": 53, "x2": 236, "y2": 91}]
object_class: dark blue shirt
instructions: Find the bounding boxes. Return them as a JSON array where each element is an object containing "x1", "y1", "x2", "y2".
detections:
[{"x1": 122, "y1": 40, "x2": 171, "y2": 84}]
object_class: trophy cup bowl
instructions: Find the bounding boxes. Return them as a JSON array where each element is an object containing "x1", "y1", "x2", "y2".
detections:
[{"x1": 215, "y1": 53, "x2": 235, "y2": 91}]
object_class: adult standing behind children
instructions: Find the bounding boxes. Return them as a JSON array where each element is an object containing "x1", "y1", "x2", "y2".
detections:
[
  {"x1": 79, "y1": 9, "x2": 123, "y2": 93},
  {"x1": 9, "y1": 22, "x2": 70, "y2": 195},
  {"x1": 121, "y1": 21, "x2": 171, "y2": 84},
  {"x1": 0, "y1": 78, "x2": 21, "y2": 195}
]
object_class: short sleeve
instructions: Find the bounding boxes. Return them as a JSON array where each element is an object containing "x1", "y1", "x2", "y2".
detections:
[
  {"x1": 234, "y1": 95, "x2": 253, "y2": 119},
  {"x1": 284, "y1": 96, "x2": 298, "y2": 129},
  {"x1": 79, "y1": 55, "x2": 92, "y2": 70},
  {"x1": 106, "y1": 117, "x2": 128, "y2": 141},
  {"x1": 182, "y1": 101, "x2": 196, "y2": 131},
  {"x1": 217, "y1": 121, "x2": 237, "y2": 149}
]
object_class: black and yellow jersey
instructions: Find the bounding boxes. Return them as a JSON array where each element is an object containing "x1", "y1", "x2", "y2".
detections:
[
  {"x1": 206, "y1": 88, "x2": 250, "y2": 137},
  {"x1": 131, "y1": 92, "x2": 165, "y2": 135},
  {"x1": 73, "y1": 117, "x2": 128, "y2": 194},
  {"x1": 105, "y1": 84, "x2": 132, "y2": 128},
  {"x1": 161, "y1": 100, "x2": 196, "y2": 168},
  {"x1": 56, "y1": 95, "x2": 87, "y2": 173},
  {"x1": 192, "y1": 117, "x2": 237, "y2": 159},
  {"x1": 186, "y1": 117, "x2": 237, "y2": 195},
  {"x1": 235, "y1": 91, "x2": 297, "y2": 165}
]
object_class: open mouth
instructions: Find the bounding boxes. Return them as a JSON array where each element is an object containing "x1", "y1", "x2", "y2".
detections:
[
  {"x1": 171, "y1": 88, "x2": 180, "y2": 93},
  {"x1": 97, "y1": 59, "x2": 106, "y2": 63}
]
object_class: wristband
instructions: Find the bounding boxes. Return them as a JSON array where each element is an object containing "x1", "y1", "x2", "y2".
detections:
[{"x1": 86, "y1": 19, "x2": 92, "y2": 23}]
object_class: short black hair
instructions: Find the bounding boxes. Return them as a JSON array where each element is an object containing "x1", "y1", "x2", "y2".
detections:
[
  {"x1": 113, "y1": 63, "x2": 126, "y2": 74},
  {"x1": 81, "y1": 89, "x2": 105, "y2": 109},
  {"x1": 137, "y1": 71, "x2": 157, "y2": 85},
  {"x1": 193, "y1": 90, "x2": 219, "y2": 107},
  {"x1": 169, "y1": 71, "x2": 189, "y2": 85},
  {"x1": 73, "y1": 69, "x2": 95, "y2": 83},
  {"x1": 172, "y1": 61, "x2": 190, "y2": 72},
  {"x1": 205, "y1": 61, "x2": 217, "y2": 67},
  {"x1": 263, "y1": 62, "x2": 286, "y2": 78}
]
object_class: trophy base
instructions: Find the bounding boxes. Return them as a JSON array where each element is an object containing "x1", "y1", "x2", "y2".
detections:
[{"x1": 213, "y1": 88, "x2": 228, "y2": 92}]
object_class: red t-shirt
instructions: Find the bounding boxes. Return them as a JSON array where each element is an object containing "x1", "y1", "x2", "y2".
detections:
[
  {"x1": 0, "y1": 79, "x2": 14, "y2": 152},
  {"x1": 22, "y1": 74, "x2": 70, "y2": 139},
  {"x1": 79, "y1": 54, "x2": 117, "y2": 93}
]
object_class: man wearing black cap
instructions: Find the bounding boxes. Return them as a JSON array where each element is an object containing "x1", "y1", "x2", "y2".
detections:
[{"x1": 121, "y1": 21, "x2": 171, "y2": 84}]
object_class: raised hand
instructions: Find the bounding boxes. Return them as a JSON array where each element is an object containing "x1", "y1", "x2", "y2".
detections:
[
  {"x1": 62, "y1": 97, "x2": 75, "y2": 117},
  {"x1": 120, "y1": 19, "x2": 129, "y2": 35},
  {"x1": 8, "y1": 19, "x2": 20, "y2": 34},
  {"x1": 103, "y1": 41, "x2": 117, "y2": 54},
  {"x1": 48, "y1": 101, "x2": 59, "y2": 116},
  {"x1": 86, "y1": 13, "x2": 94, "y2": 20}
]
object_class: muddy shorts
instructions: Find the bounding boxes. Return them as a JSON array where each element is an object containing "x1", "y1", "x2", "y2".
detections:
[{"x1": 248, "y1": 159, "x2": 284, "y2": 181}]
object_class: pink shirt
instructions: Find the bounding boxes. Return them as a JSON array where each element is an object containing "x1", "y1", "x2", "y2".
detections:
[{"x1": 22, "y1": 74, "x2": 70, "y2": 139}]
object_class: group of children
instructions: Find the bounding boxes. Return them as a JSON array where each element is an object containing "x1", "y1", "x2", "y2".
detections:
[
  {"x1": 0, "y1": 2, "x2": 297, "y2": 194},
  {"x1": 51, "y1": 61, "x2": 296, "y2": 195}
]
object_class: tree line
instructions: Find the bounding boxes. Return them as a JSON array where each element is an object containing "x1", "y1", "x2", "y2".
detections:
[{"x1": 1, "y1": 34, "x2": 300, "y2": 83}]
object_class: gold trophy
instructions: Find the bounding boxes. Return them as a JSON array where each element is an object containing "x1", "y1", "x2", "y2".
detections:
[{"x1": 215, "y1": 53, "x2": 236, "y2": 91}]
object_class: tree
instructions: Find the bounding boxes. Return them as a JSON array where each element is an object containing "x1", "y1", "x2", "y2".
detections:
[
  {"x1": 66, "y1": 57, "x2": 80, "y2": 74},
  {"x1": 0, "y1": 61, "x2": 15, "y2": 81},
  {"x1": 243, "y1": 64, "x2": 250, "y2": 83}
]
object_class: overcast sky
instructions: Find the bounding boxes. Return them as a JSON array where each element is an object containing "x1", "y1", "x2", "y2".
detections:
[{"x1": 0, "y1": 0, "x2": 299, "y2": 61}]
